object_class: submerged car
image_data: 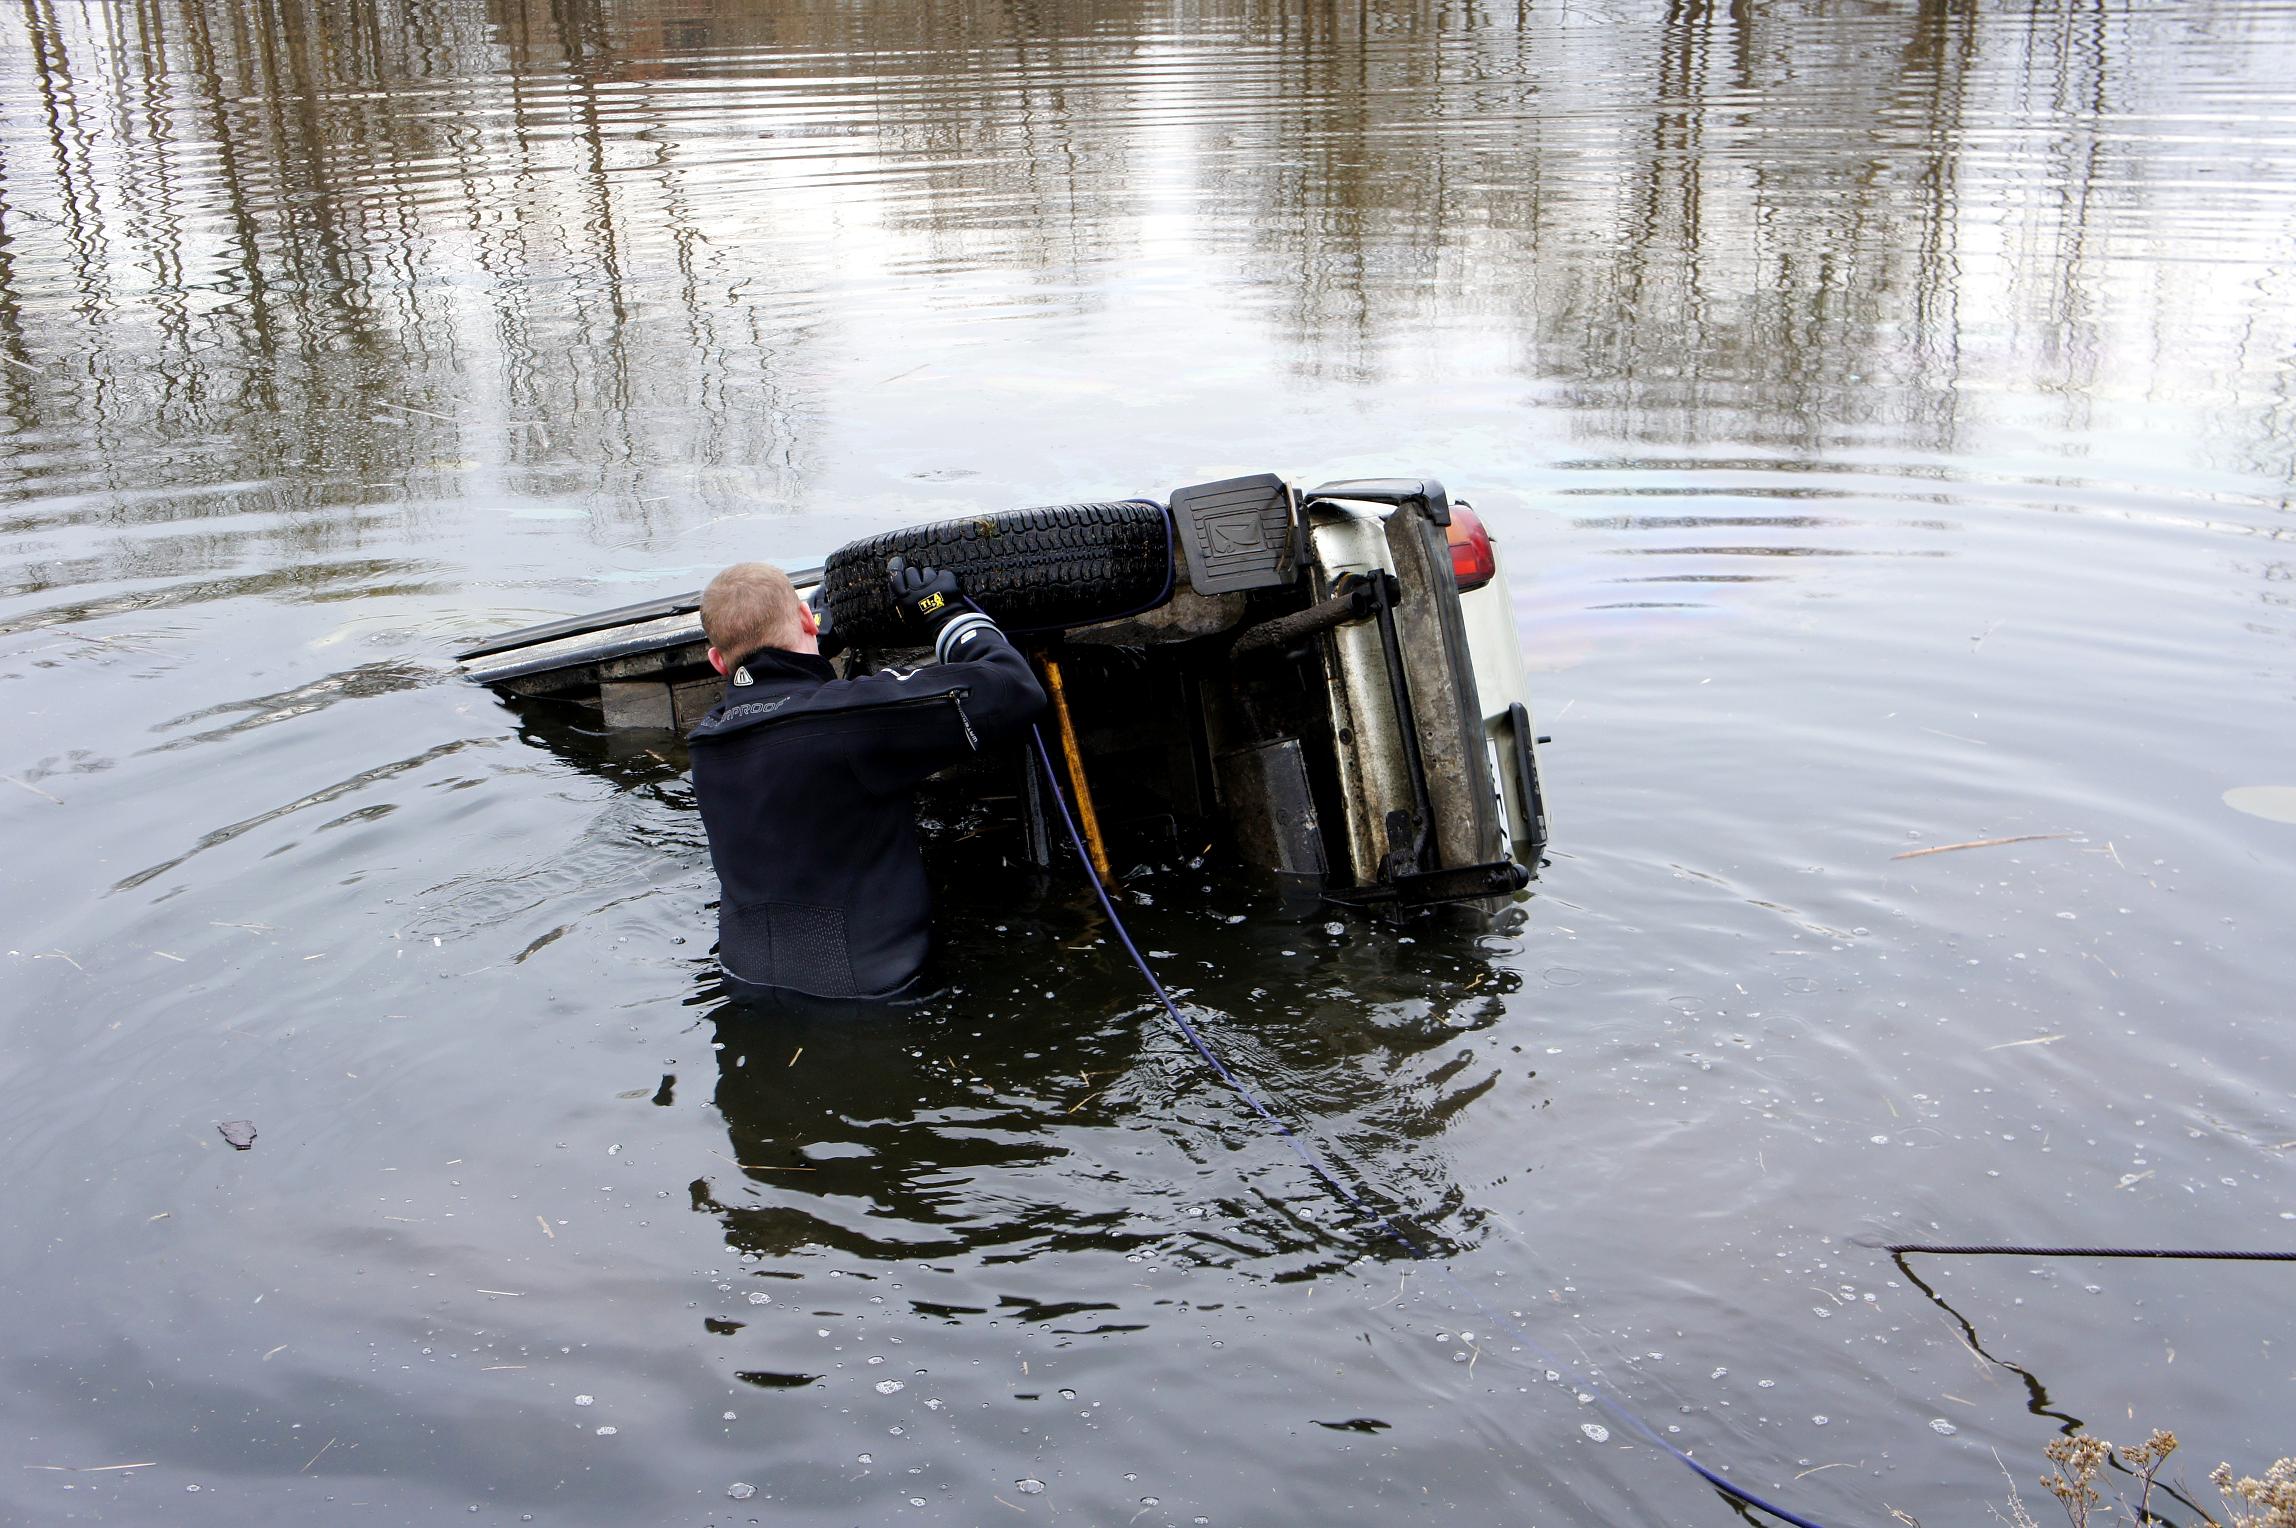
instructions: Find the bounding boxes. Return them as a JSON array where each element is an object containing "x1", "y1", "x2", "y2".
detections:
[{"x1": 457, "y1": 474, "x2": 1547, "y2": 908}]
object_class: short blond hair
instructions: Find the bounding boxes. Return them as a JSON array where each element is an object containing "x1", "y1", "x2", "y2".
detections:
[{"x1": 700, "y1": 562, "x2": 805, "y2": 660}]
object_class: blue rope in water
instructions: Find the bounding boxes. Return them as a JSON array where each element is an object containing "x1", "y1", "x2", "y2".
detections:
[{"x1": 1029, "y1": 727, "x2": 1839, "y2": 1528}]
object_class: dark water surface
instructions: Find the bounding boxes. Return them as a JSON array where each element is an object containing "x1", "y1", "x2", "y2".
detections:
[{"x1": 5, "y1": 1, "x2": 2294, "y2": 1522}]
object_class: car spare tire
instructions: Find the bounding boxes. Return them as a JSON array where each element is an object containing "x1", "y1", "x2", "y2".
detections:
[{"x1": 819, "y1": 500, "x2": 1173, "y2": 648}]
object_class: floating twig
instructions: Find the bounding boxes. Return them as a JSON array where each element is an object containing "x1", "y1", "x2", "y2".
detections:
[
  {"x1": 1983, "y1": 1034, "x2": 2065, "y2": 1051},
  {"x1": 475, "y1": 1289, "x2": 524, "y2": 1297},
  {"x1": 24, "y1": 1461, "x2": 156, "y2": 1473},
  {"x1": 536, "y1": 1215, "x2": 555, "y2": 1239},
  {"x1": 262, "y1": 1344, "x2": 287, "y2": 1360},
  {"x1": 4, "y1": 775, "x2": 62, "y2": 804},
  {"x1": 1893, "y1": 833, "x2": 2073, "y2": 861},
  {"x1": 299, "y1": 1437, "x2": 336, "y2": 1473}
]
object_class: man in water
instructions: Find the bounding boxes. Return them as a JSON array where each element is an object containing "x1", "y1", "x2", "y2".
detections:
[{"x1": 686, "y1": 558, "x2": 1045, "y2": 1009}]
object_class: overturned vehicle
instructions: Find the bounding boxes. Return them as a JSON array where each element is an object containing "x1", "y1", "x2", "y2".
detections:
[{"x1": 458, "y1": 475, "x2": 1548, "y2": 909}]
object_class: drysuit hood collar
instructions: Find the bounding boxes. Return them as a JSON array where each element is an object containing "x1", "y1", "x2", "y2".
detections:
[{"x1": 724, "y1": 647, "x2": 835, "y2": 692}]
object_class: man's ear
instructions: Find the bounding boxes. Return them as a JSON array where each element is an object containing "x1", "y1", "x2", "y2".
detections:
[
  {"x1": 799, "y1": 603, "x2": 820, "y2": 637},
  {"x1": 707, "y1": 647, "x2": 729, "y2": 676}
]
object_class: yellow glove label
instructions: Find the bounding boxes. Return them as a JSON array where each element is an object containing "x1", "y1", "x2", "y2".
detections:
[{"x1": 918, "y1": 592, "x2": 947, "y2": 614}]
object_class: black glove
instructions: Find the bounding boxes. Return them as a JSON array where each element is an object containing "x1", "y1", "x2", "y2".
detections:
[
  {"x1": 888, "y1": 556, "x2": 1002, "y2": 663},
  {"x1": 886, "y1": 555, "x2": 970, "y2": 636},
  {"x1": 806, "y1": 585, "x2": 846, "y2": 660}
]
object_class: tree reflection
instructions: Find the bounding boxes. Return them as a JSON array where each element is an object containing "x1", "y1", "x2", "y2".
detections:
[{"x1": 6, "y1": 0, "x2": 2293, "y2": 605}]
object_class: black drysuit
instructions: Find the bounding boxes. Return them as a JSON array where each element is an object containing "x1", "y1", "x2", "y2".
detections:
[{"x1": 686, "y1": 612, "x2": 1045, "y2": 1006}]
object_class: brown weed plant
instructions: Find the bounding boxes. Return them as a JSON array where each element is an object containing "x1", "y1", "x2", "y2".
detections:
[
  {"x1": 2208, "y1": 1457, "x2": 2296, "y2": 1528},
  {"x1": 1996, "y1": 1430, "x2": 2296, "y2": 1528}
]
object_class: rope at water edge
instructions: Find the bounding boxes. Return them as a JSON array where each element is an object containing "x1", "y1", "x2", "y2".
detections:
[
  {"x1": 1026, "y1": 727, "x2": 1841, "y2": 1528},
  {"x1": 1868, "y1": 1240, "x2": 2296, "y2": 1262}
]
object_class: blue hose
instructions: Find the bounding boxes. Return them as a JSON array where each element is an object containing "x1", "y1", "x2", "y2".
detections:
[{"x1": 1030, "y1": 727, "x2": 1841, "y2": 1528}]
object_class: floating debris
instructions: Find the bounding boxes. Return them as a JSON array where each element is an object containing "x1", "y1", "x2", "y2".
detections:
[
  {"x1": 1930, "y1": 1418, "x2": 1959, "y2": 1436},
  {"x1": 727, "y1": 1483, "x2": 756, "y2": 1500},
  {"x1": 875, "y1": 1379, "x2": 905, "y2": 1395},
  {"x1": 1015, "y1": 1478, "x2": 1045, "y2": 1495},
  {"x1": 2223, "y1": 785, "x2": 2296, "y2": 825},
  {"x1": 218, "y1": 1120, "x2": 257, "y2": 1150},
  {"x1": 1581, "y1": 1423, "x2": 1611, "y2": 1443},
  {"x1": 1892, "y1": 832, "x2": 2072, "y2": 861}
]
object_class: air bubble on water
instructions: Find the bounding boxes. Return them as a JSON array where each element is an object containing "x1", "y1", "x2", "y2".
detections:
[
  {"x1": 910, "y1": 1498, "x2": 927, "y2": 1507},
  {"x1": 858, "y1": 1454, "x2": 873, "y2": 1464},
  {"x1": 924, "y1": 1398, "x2": 945, "y2": 1410},
  {"x1": 1059, "y1": 1389, "x2": 1077, "y2": 1400},
  {"x1": 1140, "y1": 1497, "x2": 1160, "y2": 1506},
  {"x1": 875, "y1": 1380, "x2": 905, "y2": 1395},
  {"x1": 1758, "y1": 1379, "x2": 1776, "y2": 1389},
  {"x1": 1711, "y1": 1367, "x2": 1728, "y2": 1380},
  {"x1": 1324, "y1": 922, "x2": 1346, "y2": 936},
  {"x1": 748, "y1": 1292, "x2": 770, "y2": 1305},
  {"x1": 724, "y1": 1411, "x2": 737, "y2": 1420},
  {"x1": 868, "y1": 1355, "x2": 885, "y2": 1365},
  {"x1": 1015, "y1": 1479, "x2": 1045, "y2": 1495},
  {"x1": 595, "y1": 1425, "x2": 617, "y2": 1436},
  {"x1": 1581, "y1": 1424, "x2": 1610, "y2": 1443},
  {"x1": 1870, "y1": 1135, "x2": 1890, "y2": 1145},
  {"x1": 575, "y1": 1395, "x2": 594, "y2": 1406},
  {"x1": 1812, "y1": 1415, "x2": 1830, "y2": 1426},
  {"x1": 727, "y1": 1483, "x2": 757, "y2": 1501},
  {"x1": 1930, "y1": 1418, "x2": 1959, "y2": 1436}
]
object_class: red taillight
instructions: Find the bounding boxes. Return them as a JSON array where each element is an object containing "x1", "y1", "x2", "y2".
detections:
[{"x1": 1447, "y1": 504, "x2": 1496, "y2": 591}]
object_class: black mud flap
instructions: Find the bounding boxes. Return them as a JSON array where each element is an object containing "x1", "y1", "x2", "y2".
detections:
[
  {"x1": 1170, "y1": 473, "x2": 1296, "y2": 594},
  {"x1": 1321, "y1": 859, "x2": 1530, "y2": 909}
]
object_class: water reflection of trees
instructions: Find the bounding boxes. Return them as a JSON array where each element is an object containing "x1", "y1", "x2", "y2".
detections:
[
  {"x1": 6, "y1": 0, "x2": 2294, "y2": 560},
  {"x1": 0, "y1": 0, "x2": 820, "y2": 560}
]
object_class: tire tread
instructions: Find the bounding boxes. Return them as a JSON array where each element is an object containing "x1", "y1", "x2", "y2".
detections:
[{"x1": 820, "y1": 501, "x2": 1171, "y2": 646}]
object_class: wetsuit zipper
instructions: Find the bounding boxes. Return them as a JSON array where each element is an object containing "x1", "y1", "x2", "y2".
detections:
[{"x1": 699, "y1": 682, "x2": 977, "y2": 744}]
